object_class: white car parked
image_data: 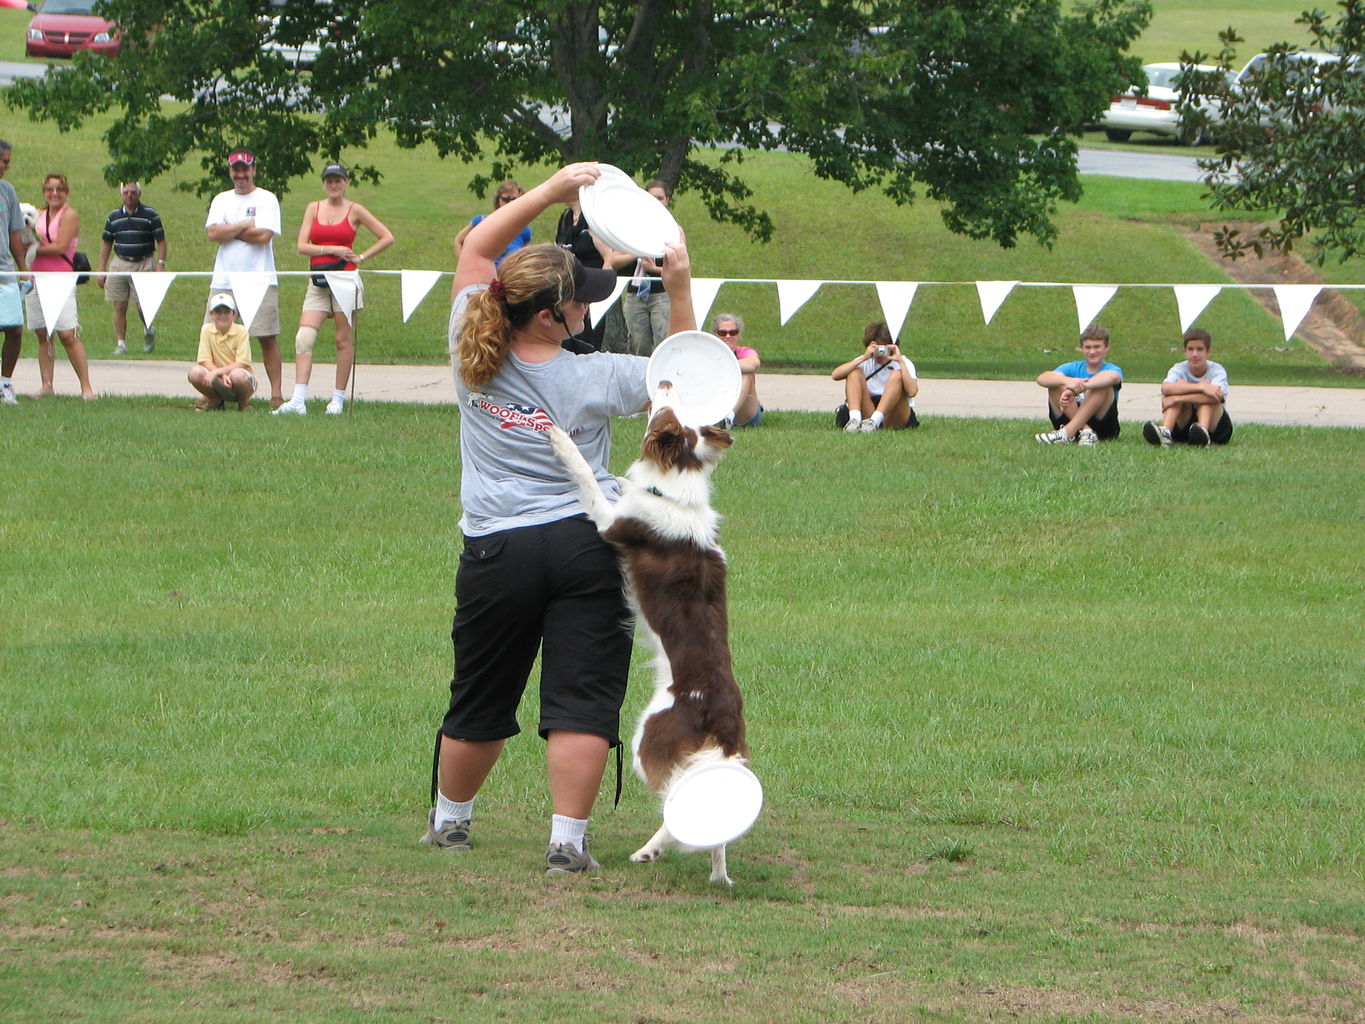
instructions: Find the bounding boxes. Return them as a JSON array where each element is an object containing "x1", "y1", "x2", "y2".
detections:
[{"x1": 1100, "y1": 62, "x2": 1228, "y2": 145}]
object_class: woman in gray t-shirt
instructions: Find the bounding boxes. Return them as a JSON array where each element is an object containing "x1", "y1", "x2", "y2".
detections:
[{"x1": 422, "y1": 163, "x2": 697, "y2": 876}]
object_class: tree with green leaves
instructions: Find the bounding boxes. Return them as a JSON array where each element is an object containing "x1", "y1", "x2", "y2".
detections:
[
  {"x1": 9, "y1": 0, "x2": 1150, "y2": 248},
  {"x1": 1179, "y1": 1, "x2": 1365, "y2": 264}
]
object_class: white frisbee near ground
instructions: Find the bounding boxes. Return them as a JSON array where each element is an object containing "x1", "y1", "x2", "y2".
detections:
[{"x1": 663, "y1": 761, "x2": 764, "y2": 849}]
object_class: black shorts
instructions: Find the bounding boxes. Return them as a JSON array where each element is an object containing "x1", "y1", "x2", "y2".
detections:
[
  {"x1": 441, "y1": 516, "x2": 633, "y2": 746},
  {"x1": 1049, "y1": 394, "x2": 1121, "y2": 439},
  {"x1": 1173, "y1": 410, "x2": 1234, "y2": 445}
]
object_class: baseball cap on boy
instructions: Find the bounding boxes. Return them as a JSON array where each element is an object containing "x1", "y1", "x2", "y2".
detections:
[{"x1": 209, "y1": 293, "x2": 236, "y2": 311}]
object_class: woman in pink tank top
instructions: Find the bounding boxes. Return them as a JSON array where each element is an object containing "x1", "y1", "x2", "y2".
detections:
[
  {"x1": 28, "y1": 172, "x2": 95, "y2": 399},
  {"x1": 275, "y1": 163, "x2": 394, "y2": 416}
]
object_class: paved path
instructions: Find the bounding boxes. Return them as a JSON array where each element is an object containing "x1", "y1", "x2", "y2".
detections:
[{"x1": 13, "y1": 357, "x2": 1363, "y2": 428}]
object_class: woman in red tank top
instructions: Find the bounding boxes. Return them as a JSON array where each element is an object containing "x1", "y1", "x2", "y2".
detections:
[{"x1": 275, "y1": 163, "x2": 394, "y2": 416}]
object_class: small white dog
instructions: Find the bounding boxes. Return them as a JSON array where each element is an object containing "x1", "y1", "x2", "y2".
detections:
[
  {"x1": 548, "y1": 393, "x2": 753, "y2": 884},
  {"x1": 19, "y1": 202, "x2": 39, "y2": 266}
]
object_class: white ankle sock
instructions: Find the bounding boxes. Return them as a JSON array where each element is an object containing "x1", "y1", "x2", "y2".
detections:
[
  {"x1": 550, "y1": 814, "x2": 588, "y2": 852},
  {"x1": 292, "y1": 384, "x2": 308, "y2": 402},
  {"x1": 848, "y1": 410, "x2": 863, "y2": 424},
  {"x1": 435, "y1": 791, "x2": 474, "y2": 827},
  {"x1": 331, "y1": 389, "x2": 346, "y2": 406},
  {"x1": 869, "y1": 411, "x2": 885, "y2": 427}
]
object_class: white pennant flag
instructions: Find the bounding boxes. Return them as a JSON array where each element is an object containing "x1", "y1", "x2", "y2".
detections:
[
  {"x1": 129, "y1": 271, "x2": 177, "y2": 327},
  {"x1": 34, "y1": 272, "x2": 78, "y2": 331},
  {"x1": 976, "y1": 280, "x2": 1018, "y2": 325},
  {"x1": 226, "y1": 272, "x2": 273, "y2": 333},
  {"x1": 1271, "y1": 285, "x2": 1321, "y2": 343},
  {"x1": 874, "y1": 282, "x2": 919, "y2": 340},
  {"x1": 776, "y1": 279, "x2": 822, "y2": 326},
  {"x1": 589, "y1": 277, "x2": 629, "y2": 328},
  {"x1": 401, "y1": 270, "x2": 442, "y2": 322},
  {"x1": 1173, "y1": 284, "x2": 1222, "y2": 333},
  {"x1": 1072, "y1": 285, "x2": 1118, "y2": 334},
  {"x1": 322, "y1": 271, "x2": 360, "y2": 322},
  {"x1": 689, "y1": 277, "x2": 725, "y2": 332}
]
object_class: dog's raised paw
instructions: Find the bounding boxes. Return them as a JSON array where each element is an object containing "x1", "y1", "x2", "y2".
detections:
[{"x1": 630, "y1": 846, "x2": 661, "y2": 863}]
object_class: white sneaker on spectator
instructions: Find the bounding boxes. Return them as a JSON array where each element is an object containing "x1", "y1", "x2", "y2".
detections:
[
  {"x1": 858, "y1": 418, "x2": 880, "y2": 432},
  {"x1": 843, "y1": 418, "x2": 862, "y2": 433},
  {"x1": 114, "y1": 340, "x2": 127, "y2": 356},
  {"x1": 1035, "y1": 428, "x2": 1072, "y2": 445},
  {"x1": 0, "y1": 382, "x2": 16, "y2": 405},
  {"x1": 325, "y1": 398, "x2": 344, "y2": 415},
  {"x1": 273, "y1": 397, "x2": 308, "y2": 415},
  {"x1": 1077, "y1": 427, "x2": 1098, "y2": 446}
]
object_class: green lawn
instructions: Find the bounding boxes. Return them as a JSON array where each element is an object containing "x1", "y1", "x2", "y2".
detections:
[{"x1": 1, "y1": 399, "x2": 1361, "y2": 1023}]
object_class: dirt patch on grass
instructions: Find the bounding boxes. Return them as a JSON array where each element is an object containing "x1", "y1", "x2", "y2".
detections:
[{"x1": 1181, "y1": 223, "x2": 1365, "y2": 372}]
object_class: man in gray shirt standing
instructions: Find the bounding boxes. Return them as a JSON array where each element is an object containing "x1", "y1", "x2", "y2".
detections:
[{"x1": 0, "y1": 139, "x2": 29, "y2": 405}]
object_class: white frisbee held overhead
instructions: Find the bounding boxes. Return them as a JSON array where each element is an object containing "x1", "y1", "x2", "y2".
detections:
[
  {"x1": 646, "y1": 330, "x2": 742, "y2": 428},
  {"x1": 579, "y1": 163, "x2": 682, "y2": 259},
  {"x1": 663, "y1": 761, "x2": 764, "y2": 849}
]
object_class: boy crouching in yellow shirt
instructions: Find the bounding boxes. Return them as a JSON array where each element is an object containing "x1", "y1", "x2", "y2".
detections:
[{"x1": 189, "y1": 293, "x2": 257, "y2": 411}]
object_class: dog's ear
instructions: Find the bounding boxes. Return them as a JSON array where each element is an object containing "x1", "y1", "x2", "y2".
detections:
[
  {"x1": 642, "y1": 415, "x2": 700, "y2": 471},
  {"x1": 698, "y1": 425, "x2": 733, "y2": 451}
]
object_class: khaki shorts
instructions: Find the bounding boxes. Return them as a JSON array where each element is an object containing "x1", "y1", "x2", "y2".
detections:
[
  {"x1": 301, "y1": 277, "x2": 364, "y2": 316},
  {"x1": 104, "y1": 254, "x2": 158, "y2": 303},
  {"x1": 24, "y1": 286, "x2": 79, "y2": 333},
  {"x1": 205, "y1": 285, "x2": 280, "y2": 338}
]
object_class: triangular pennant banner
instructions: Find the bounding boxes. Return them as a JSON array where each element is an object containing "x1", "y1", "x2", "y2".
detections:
[
  {"x1": 33, "y1": 272, "x2": 78, "y2": 331},
  {"x1": 1271, "y1": 285, "x2": 1321, "y2": 343},
  {"x1": 874, "y1": 282, "x2": 919, "y2": 341},
  {"x1": 129, "y1": 271, "x2": 176, "y2": 326},
  {"x1": 776, "y1": 279, "x2": 822, "y2": 326},
  {"x1": 323, "y1": 271, "x2": 360, "y2": 322},
  {"x1": 976, "y1": 280, "x2": 1018, "y2": 325},
  {"x1": 589, "y1": 277, "x2": 629, "y2": 328},
  {"x1": 1072, "y1": 285, "x2": 1118, "y2": 334},
  {"x1": 689, "y1": 278, "x2": 725, "y2": 332},
  {"x1": 1173, "y1": 284, "x2": 1222, "y2": 333},
  {"x1": 401, "y1": 270, "x2": 442, "y2": 323},
  {"x1": 226, "y1": 272, "x2": 272, "y2": 333}
]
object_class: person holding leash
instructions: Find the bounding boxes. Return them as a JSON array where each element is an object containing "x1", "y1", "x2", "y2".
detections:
[{"x1": 421, "y1": 162, "x2": 696, "y2": 876}]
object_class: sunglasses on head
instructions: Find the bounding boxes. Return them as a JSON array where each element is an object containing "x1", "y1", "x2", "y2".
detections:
[{"x1": 715, "y1": 328, "x2": 739, "y2": 337}]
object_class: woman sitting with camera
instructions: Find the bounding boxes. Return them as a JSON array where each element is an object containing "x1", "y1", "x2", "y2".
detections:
[{"x1": 832, "y1": 321, "x2": 919, "y2": 432}]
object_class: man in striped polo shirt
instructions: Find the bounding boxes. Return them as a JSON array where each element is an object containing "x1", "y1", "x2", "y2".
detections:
[{"x1": 97, "y1": 182, "x2": 167, "y2": 355}]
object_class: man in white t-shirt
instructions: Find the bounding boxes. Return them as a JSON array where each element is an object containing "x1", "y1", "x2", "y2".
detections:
[{"x1": 204, "y1": 150, "x2": 283, "y2": 406}]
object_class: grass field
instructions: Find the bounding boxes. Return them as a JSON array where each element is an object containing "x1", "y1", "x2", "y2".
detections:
[{"x1": 1, "y1": 399, "x2": 1362, "y2": 1022}]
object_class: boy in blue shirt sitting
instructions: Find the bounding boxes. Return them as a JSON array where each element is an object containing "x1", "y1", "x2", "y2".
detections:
[{"x1": 1034, "y1": 323, "x2": 1123, "y2": 445}]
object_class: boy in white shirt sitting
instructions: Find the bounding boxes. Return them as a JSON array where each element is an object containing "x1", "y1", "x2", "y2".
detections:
[{"x1": 1144, "y1": 329, "x2": 1232, "y2": 447}]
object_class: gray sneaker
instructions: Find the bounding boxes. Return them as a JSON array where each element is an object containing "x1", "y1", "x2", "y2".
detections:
[
  {"x1": 418, "y1": 808, "x2": 471, "y2": 851},
  {"x1": 545, "y1": 837, "x2": 600, "y2": 876},
  {"x1": 0, "y1": 382, "x2": 16, "y2": 406},
  {"x1": 1143, "y1": 420, "x2": 1173, "y2": 447},
  {"x1": 1076, "y1": 427, "x2": 1098, "y2": 446},
  {"x1": 1035, "y1": 428, "x2": 1071, "y2": 445},
  {"x1": 143, "y1": 325, "x2": 157, "y2": 353}
]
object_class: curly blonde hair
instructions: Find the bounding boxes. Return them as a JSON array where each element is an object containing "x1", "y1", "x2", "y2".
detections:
[{"x1": 456, "y1": 244, "x2": 578, "y2": 389}]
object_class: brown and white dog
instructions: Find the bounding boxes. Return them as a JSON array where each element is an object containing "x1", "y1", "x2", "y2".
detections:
[{"x1": 547, "y1": 398, "x2": 751, "y2": 884}]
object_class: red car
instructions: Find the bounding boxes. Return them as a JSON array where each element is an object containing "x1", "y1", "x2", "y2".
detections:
[{"x1": 25, "y1": 0, "x2": 121, "y2": 58}]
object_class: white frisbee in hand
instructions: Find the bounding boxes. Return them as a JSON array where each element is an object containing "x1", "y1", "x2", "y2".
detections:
[
  {"x1": 646, "y1": 330, "x2": 742, "y2": 428},
  {"x1": 579, "y1": 163, "x2": 682, "y2": 259},
  {"x1": 663, "y1": 761, "x2": 764, "y2": 849}
]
